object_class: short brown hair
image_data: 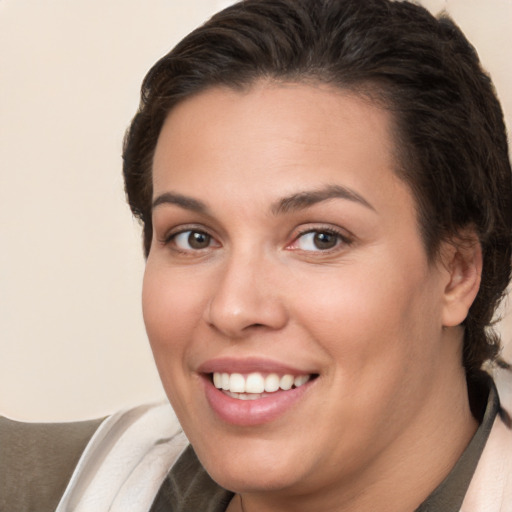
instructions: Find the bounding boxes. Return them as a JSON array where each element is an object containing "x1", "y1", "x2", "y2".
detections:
[{"x1": 123, "y1": 0, "x2": 512, "y2": 375}]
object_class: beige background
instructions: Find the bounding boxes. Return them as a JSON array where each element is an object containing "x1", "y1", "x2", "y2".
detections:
[{"x1": 1, "y1": 0, "x2": 511, "y2": 422}]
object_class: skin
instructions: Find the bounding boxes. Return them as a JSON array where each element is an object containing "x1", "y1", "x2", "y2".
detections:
[{"x1": 143, "y1": 82, "x2": 482, "y2": 512}]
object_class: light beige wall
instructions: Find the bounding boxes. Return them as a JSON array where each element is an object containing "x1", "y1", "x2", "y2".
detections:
[{"x1": 1, "y1": 0, "x2": 511, "y2": 421}]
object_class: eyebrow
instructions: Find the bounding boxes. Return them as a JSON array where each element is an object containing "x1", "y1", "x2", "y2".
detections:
[
  {"x1": 271, "y1": 184, "x2": 375, "y2": 215},
  {"x1": 152, "y1": 192, "x2": 208, "y2": 214},
  {"x1": 152, "y1": 184, "x2": 375, "y2": 216}
]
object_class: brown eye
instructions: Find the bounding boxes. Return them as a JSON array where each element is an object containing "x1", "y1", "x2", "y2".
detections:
[
  {"x1": 295, "y1": 230, "x2": 344, "y2": 251},
  {"x1": 312, "y1": 232, "x2": 338, "y2": 250},
  {"x1": 188, "y1": 231, "x2": 211, "y2": 249},
  {"x1": 173, "y1": 230, "x2": 213, "y2": 250}
]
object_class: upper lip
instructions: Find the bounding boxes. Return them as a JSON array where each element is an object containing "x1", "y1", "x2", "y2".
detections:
[{"x1": 198, "y1": 357, "x2": 315, "y2": 376}]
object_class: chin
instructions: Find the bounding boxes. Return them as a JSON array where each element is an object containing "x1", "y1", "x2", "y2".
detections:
[
  {"x1": 208, "y1": 462, "x2": 304, "y2": 495},
  {"x1": 195, "y1": 437, "x2": 311, "y2": 494}
]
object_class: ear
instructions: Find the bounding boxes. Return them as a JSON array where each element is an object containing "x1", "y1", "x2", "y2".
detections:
[{"x1": 441, "y1": 232, "x2": 482, "y2": 327}]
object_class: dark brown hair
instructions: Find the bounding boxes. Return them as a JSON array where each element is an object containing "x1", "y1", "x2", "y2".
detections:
[{"x1": 123, "y1": 0, "x2": 512, "y2": 375}]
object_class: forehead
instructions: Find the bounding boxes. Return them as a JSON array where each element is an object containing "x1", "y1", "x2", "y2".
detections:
[{"x1": 152, "y1": 81, "x2": 410, "y2": 216}]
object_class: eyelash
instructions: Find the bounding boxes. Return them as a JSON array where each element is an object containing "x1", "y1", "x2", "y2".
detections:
[
  {"x1": 161, "y1": 226, "x2": 217, "y2": 254},
  {"x1": 159, "y1": 225, "x2": 352, "y2": 255},
  {"x1": 290, "y1": 226, "x2": 352, "y2": 253}
]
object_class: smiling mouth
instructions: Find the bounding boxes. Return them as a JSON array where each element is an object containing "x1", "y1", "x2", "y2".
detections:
[{"x1": 210, "y1": 371, "x2": 317, "y2": 400}]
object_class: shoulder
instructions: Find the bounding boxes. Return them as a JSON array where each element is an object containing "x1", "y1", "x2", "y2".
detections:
[{"x1": 0, "y1": 415, "x2": 104, "y2": 512}]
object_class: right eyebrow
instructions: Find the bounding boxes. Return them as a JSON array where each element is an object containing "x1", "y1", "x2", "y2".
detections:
[
  {"x1": 271, "y1": 184, "x2": 376, "y2": 215},
  {"x1": 152, "y1": 192, "x2": 209, "y2": 214}
]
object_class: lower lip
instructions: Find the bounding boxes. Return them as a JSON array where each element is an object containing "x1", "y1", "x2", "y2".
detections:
[{"x1": 202, "y1": 376, "x2": 314, "y2": 426}]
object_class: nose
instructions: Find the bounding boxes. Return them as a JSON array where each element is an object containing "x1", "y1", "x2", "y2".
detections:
[{"x1": 203, "y1": 252, "x2": 289, "y2": 338}]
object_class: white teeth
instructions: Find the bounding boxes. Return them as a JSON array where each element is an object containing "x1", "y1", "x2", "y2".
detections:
[
  {"x1": 245, "y1": 373, "x2": 265, "y2": 393},
  {"x1": 213, "y1": 372, "x2": 222, "y2": 389},
  {"x1": 279, "y1": 374, "x2": 294, "y2": 391},
  {"x1": 294, "y1": 375, "x2": 309, "y2": 387},
  {"x1": 226, "y1": 391, "x2": 261, "y2": 400},
  {"x1": 212, "y1": 371, "x2": 311, "y2": 394},
  {"x1": 264, "y1": 373, "x2": 280, "y2": 392},
  {"x1": 229, "y1": 373, "x2": 245, "y2": 393}
]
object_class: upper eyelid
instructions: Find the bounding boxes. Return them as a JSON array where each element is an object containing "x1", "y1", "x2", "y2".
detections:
[
  {"x1": 162, "y1": 224, "x2": 214, "y2": 240},
  {"x1": 162, "y1": 228, "x2": 221, "y2": 254},
  {"x1": 293, "y1": 224, "x2": 352, "y2": 241},
  {"x1": 157, "y1": 221, "x2": 353, "y2": 247},
  {"x1": 152, "y1": 212, "x2": 224, "y2": 239},
  {"x1": 156, "y1": 227, "x2": 217, "y2": 252},
  {"x1": 286, "y1": 225, "x2": 353, "y2": 252}
]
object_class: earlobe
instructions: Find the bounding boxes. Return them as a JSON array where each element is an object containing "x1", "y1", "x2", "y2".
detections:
[{"x1": 441, "y1": 234, "x2": 482, "y2": 327}]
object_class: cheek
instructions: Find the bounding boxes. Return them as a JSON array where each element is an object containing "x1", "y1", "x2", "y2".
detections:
[
  {"x1": 142, "y1": 264, "x2": 204, "y2": 370},
  {"x1": 295, "y1": 268, "x2": 399, "y2": 340},
  {"x1": 294, "y1": 266, "x2": 442, "y2": 445},
  {"x1": 141, "y1": 263, "x2": 214, "y2": 422},
  {"x1": 293, "y1": 257, "x2": 439, "y2": 376}
]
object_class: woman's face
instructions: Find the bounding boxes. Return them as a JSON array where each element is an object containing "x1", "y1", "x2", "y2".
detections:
[{"x1": 144, "y1": 83, "x2": 455, "y2": 497}]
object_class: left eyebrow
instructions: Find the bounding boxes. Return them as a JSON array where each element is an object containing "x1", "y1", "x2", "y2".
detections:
[
  {"x1": 271, "y1": 184, "x2": 376, "y2": 215},
  {"x1": 152, "y1": 192, "x2": 209, "y2": 214}
]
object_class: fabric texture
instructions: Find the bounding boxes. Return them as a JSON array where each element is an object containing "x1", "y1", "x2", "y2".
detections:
[
  {"x1": 149, "y1": 445, "x2": 233, "y2": 512},
  {"x1": 55, "y1": 402, "x2": 187, "y2": 512},
  {"x1": 0, "y1": 416, "x2": 103, "y2": 512}
]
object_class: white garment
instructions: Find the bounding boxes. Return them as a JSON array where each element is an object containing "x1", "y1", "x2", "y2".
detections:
[{"x1": 56, "y1": 403, "x2": 188, "y2": 512}]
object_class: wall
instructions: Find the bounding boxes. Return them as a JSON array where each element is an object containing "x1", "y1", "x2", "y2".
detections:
[{"x1": 1, "y1": 0, "x2": 511, "y2": 421}]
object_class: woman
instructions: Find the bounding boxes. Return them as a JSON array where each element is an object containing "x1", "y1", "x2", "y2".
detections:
[{"x1": 2, "y1": 0, "x2": 511, "y2": 511}]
